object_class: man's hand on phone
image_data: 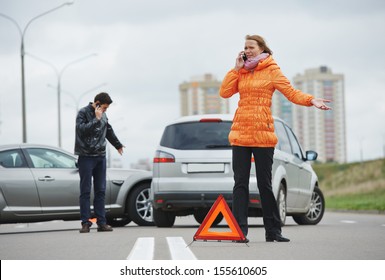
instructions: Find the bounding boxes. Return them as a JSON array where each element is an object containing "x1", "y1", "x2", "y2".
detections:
[{"x1": 95, "y1": 105, "x2": 103, "y2": 120}]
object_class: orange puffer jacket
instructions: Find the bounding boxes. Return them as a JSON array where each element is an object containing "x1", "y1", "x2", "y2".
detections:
[{"x1": 220, "y1": 55, "x2": 314, "y2": 147}]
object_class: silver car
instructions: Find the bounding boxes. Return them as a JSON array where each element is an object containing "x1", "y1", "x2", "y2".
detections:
[
  {"x1": 151, "y1": 114, "x2": 325, "y2": 227},
  {"x1": 0, "y1": 144, "x2": 153, "y2": 226}
]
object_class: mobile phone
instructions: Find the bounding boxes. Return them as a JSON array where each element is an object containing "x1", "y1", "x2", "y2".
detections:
[{"x1": 242, "y1": 53, "x2": 247, "y2": 61}]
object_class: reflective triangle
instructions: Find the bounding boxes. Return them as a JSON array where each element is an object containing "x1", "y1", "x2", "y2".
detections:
[{"x1": 193, "y1": 194, "x2": 246, "y2": 241}]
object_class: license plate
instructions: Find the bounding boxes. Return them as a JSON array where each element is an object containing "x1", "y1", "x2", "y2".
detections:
[{"x1": 187, "y1": 163, "x2": 225, "y2": 173}]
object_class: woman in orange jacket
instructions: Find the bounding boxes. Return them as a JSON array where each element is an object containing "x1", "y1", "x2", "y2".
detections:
[{"x1": 220, "y1": 35, "x2": 330, "y2": 243}]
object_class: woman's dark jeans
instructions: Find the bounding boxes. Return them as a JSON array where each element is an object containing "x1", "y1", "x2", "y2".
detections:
[{"x1": 232, "y1": 146, "x2": 282, "y2": 237}]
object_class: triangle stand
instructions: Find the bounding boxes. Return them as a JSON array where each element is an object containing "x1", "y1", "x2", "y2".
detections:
[{"x1": 192, "y1": 194, "x2": 247, "y2": 243}]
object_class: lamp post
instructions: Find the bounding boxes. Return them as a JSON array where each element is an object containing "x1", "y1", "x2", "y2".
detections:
[
  {"x1": 62, "y1": 83, "x2": 108, "y2": 112},
  {"x1": 26, "y1": 52, "x2": 97, "y2": 147},
  {"x1": 360, "y1": 138, "x2": 364, "y2": 164},
  {"x1": 383, "y1": 134, "x2": 385, "y2": 159},
  {"x1": 0, "y1": 1, "x2": 73, "y2": 143}
]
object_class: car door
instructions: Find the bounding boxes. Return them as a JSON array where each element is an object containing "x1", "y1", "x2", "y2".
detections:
[
  {"x1": 274, "y1": 121, "x2": 299, "y2": 209},
  {"x1": 0, "y1": 148, "x2": 41, "y2": 215},
  {"x1": 24, "y1": 147, "x2": 82, "y2": 216},
  {"x1": 284, "y1": 126, "x2": 313, "y2": 209}
]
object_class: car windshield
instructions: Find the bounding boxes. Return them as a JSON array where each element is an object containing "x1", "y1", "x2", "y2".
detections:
[{"x1": 160, "y1": 121, "x2": 232, "y2": 150}]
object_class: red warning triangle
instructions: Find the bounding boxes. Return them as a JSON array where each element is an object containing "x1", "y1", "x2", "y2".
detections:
[{"x1": 193, "y1": 194, "x2": 246, "y2": 242}]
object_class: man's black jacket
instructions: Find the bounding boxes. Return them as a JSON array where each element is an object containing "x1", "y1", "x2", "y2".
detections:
[{"x1": 74, "y1": 103, "x2": 123, "y2": 156}]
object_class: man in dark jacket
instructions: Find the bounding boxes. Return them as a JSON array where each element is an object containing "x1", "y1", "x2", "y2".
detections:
[{"x1": 75, "y1": 92, "x2": 124, "y2": 233}]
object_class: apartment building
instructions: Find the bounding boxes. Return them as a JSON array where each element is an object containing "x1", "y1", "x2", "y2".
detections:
[{"x1": 179, "y1": 74, "x2": 229, "y2": 116}]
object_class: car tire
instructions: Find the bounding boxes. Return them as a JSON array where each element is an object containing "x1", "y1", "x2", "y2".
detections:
[
  {"x1": 107, "y1": 217, "x2": 131, "y2": 227},
  {"x1": 193, "y1": 209, "x2": 223, "y2": 226},
  {"x1": 292, "y1": 187, "x2": 325, "y2": 225},
  {"x1": 153, "y1": 208, "x2": 176, "y2": 227},
  {"x1": 128, "y1": 182, "x2": 154, "y2": 226},
  {"x1": 277, "y1": 183, "x2": 287, "y2": 226}
]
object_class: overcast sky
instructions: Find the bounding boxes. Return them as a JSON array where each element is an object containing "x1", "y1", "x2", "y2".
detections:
[{"x1": 1, "y1": 0, "x2": 384, "y2": 167}]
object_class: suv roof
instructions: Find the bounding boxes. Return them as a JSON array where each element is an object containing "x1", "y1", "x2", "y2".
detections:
[
  {"x1": 166, "y1": 114, "x2": 234, "y2": 125},
  {"x1": 166, "y1": 114, "x2": 286, "y2": 125}
]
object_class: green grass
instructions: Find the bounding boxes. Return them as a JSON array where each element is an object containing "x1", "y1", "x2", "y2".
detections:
[
  {"x1": 313, "y1": 159, "x2": 385, "y2": 212},
  {"x1": 325, "y1": 189, "x2": 385, "y2": 212}
]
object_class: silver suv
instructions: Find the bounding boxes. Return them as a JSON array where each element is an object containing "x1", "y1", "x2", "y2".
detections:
[{"x1": 150, "y1": 114, "x2": 325, "y2": 227}]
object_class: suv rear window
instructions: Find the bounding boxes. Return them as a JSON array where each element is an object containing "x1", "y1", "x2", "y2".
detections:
[{"x1": 160, "y1": 121, "x2": 232, "y2": 150}]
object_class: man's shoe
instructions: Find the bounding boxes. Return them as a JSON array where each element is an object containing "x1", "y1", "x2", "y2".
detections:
[
  {"x1": 266, "y1": 234, "x2": 290, "y2": 242},
  {"x1": 79, "y1": 223, "x2": 90, "y2": 233},
  {"x1": 97, "y1": 224, "x2": 113, "y2": 232}
]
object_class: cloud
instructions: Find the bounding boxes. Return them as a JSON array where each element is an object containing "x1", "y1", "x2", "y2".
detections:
[{"x1": 1, "y1": 0, "x2": 385, "y2": 165}]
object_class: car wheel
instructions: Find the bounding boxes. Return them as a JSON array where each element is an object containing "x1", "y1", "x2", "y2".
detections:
[
  {"x1": 107, "y1": 217, "x2": 131, "y2": 227},
  {"x1": 153, "y1": 208, "x2": 176, "y2": 227},
  {"x1": 128, "y1": 182, "x2": 154, "y2": 226},
  {"x1": 277, "y1": 183, "x2": 287, "y2": 226},
  {"x1": 193, "y1": 208, "x2": 223, "y2": 226},
  {"x1": 293, "y1": 187, "x2": 325, "y2": 225}
]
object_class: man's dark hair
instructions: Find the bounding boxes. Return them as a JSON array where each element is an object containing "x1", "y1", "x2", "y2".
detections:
[{"x1": 94, "y1": 92, "x2": 113, "y2": 105}]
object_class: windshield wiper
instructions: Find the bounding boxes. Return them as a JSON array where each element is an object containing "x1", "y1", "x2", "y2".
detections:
[{"x1": 206, "y1": 144, "x2": 232, "y2": 148}]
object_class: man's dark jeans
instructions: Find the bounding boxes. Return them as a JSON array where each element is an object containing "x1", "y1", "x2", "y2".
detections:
[{"x1": 78, "y1": 155, "x2": 107, "y2": 226}]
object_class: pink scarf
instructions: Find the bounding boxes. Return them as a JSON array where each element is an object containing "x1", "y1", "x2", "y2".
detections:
[{"x1": 244, "y1": 53, "x2": 269, "y2": 71}]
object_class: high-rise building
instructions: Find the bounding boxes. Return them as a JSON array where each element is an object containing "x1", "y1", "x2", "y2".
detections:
[
  {"x1": 179, "y1": 74, "x2": 229, "y2": 116},
  {"x1": 271, "y1": 91, "x2": 293, "y2": 128},
  {"x1": 291, "y1": 66, "x2": 346, "y2": 163}
]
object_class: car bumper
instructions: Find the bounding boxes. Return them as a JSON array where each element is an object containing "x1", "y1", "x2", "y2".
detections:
[{"x1": 152, "y1": 192, "x2": 261, "y2": 211}]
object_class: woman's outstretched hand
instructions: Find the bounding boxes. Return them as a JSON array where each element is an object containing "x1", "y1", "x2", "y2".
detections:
[{"x1": 311, "y1": 98, "x2": 332, "y2": 110}]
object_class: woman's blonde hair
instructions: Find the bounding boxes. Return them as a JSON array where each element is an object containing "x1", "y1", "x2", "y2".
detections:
[{"x1": 245, "y1": 35, "x2": 273, "y2": 55}]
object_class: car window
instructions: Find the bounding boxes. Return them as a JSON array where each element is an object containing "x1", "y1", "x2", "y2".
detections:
[
  {"x1": 26, "y1": 148, "x2": 77, "y2": 168},
  {"x1": 285, "y1": 125, "x2": 304, "y2": 159},
  {"x1": 274, "y1": 121, "x2": 292, "y2": 154},
  {"x1": 0, "y1": 149, "x2": 27, "y2": 168},
  {"x1": 160, "y1": 121, "x2": 232, "y2": 150}
]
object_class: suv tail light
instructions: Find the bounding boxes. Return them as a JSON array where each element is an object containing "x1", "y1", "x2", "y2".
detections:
[
  {"x1": 199, "y1": 118, "x2": 222, "y2": 123},
  {"x1": 153, "y1": 150, "x2": 175, "y2": 163}
]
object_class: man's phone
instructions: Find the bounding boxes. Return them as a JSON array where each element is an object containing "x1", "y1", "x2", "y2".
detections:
[{"x1": 242, "y1": 53, "x2": 247, "y2": 61}]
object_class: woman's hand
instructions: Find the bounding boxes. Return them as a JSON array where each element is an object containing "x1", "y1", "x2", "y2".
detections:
[
  {"x1": 311, "y1": 98, "x2": 332, "y2": 110},
  {"x1": 234, "y1": 52, "x2": 245, "y2": 71}
]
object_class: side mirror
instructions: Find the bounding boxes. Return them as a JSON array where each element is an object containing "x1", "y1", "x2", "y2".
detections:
[{"x1": 305, "y1": 151, "x2": 318, "y2": 161}]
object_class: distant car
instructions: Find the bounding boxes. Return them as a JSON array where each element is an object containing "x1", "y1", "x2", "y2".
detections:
[
  {"x1": 0, "y1": 144, "x2": 153, "y2": 226},
  {"x1": 150, "y1": 114, "x2": 325, "y2": 227}
]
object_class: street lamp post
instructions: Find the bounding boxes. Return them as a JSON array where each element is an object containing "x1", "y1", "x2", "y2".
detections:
[
  {"x1": 26, "y1": 53, "x2": 97, "y2": 147},
  {"x1": 61, "y1": 83, "x2": 108, "y2": 112},
  {"x1": 57, "y1": 54, "x2": 98, "y2": 147},
  {"x1": 0, "y1": 1, "x2": 73, "y2": 143}
]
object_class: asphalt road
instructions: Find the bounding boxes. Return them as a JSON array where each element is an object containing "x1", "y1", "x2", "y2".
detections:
[{"x1": 0, "y1": 211, "x2": 384, "y2": 260}]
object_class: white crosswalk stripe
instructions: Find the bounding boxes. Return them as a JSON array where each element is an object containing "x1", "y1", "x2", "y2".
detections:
[
  {"x1": 127, "y1": 237, "x2": 154, "y2": 260},
  {"x1": 127, "y1": 237, "x2": 196, "y2": 260},
  {"x1": 166, "y1": 237, "x2": 197, "y2": 260},
  {"x1": 340, "y1": 220, "x2": 357, "y2": 224}
]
